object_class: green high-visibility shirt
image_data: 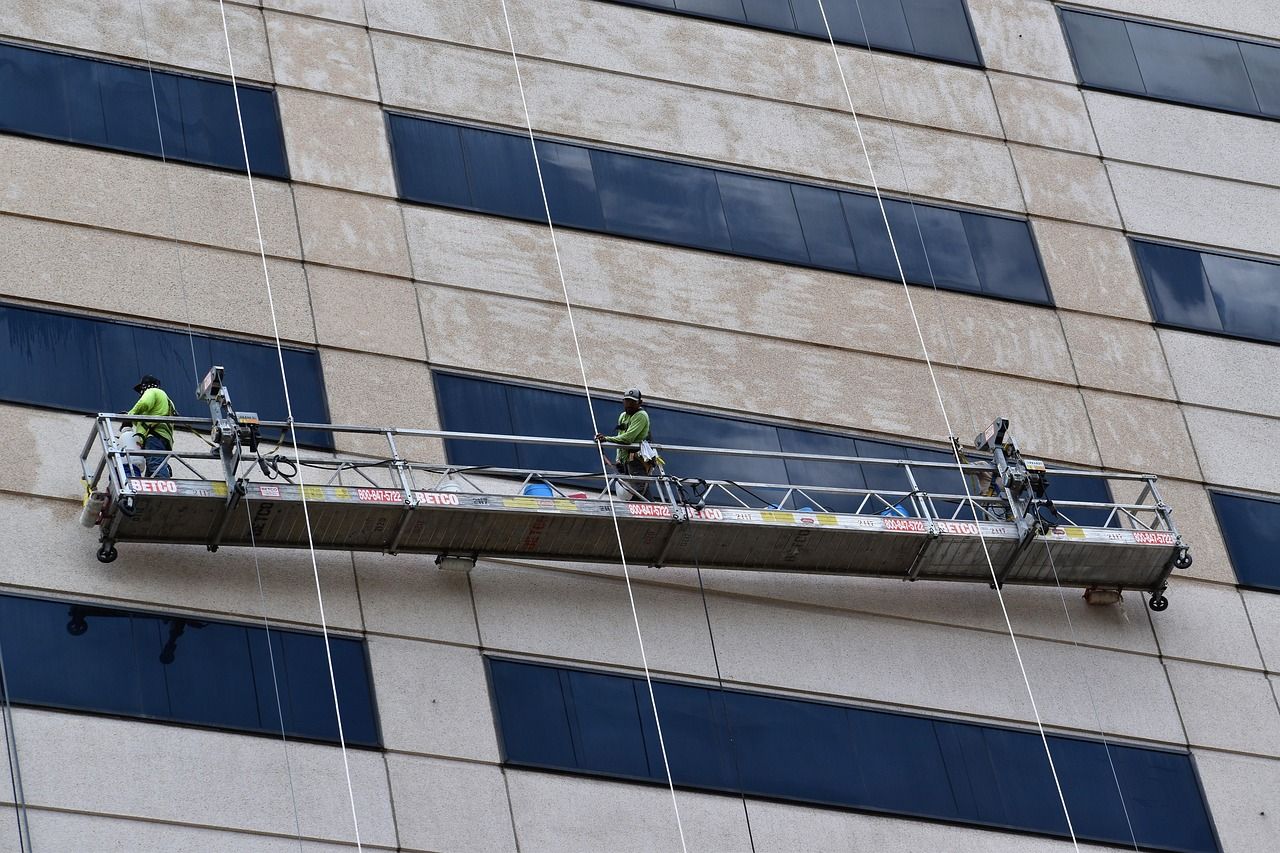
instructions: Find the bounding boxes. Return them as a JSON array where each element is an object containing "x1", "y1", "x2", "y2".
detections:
[
  {"x1": 128, "y1": 388, "x2": 176, "y2": 445},
  {"x1": 605, "y1": 409, "x2": 651, "y2": 465}
]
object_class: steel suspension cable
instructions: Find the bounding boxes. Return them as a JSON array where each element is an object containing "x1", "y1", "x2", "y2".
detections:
[
  {"x1": 845, "y1": 2, "x2": 1137, "y2": 843},
  {"x1": 694, "y1": 563, "x2": 757, "y2": 853},
  {"x1": 0, "y1": 635, "x2": 32, "y2": 853},
  {"x1": 214, "y1": 3, "x2": 363, "y2": 848},
  {"x1": 136, "y1": 0, "x2": 201, "y2": 384},
  {"x1": 496, "y1": 2, "x2": 688, "y2": 848},
  {"x1": 812, "y1": 1, "x2": 1078, "y2": 845},
  {"x1": 244, "y1": 498, "x2": 307, "y2": 853},
  {"x1": 1040, "y1": 539, "x2": 1140, "y2": 851}
]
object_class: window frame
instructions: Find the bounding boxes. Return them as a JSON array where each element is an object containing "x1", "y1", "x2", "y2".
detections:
[
  {"x1": 1128, "y1": 236, "x2": 1280, "y2": 347},
  {"x1": 387, "y1": 112, "x2": 1055, "y2": 309},
  {"x1": 601, "y1": 0, "x2": 986, "y2": 69},
  {"x1": 0, "y1": 38, "x2": 290, "y2": 179},
  {"x1": 484, "y1": 655, "x2": 1221, "y2": 852},
  {"x1": 0, "y1": 590, "x2": 382, "y2": 748},
  {"x1": 1057, "y1": 5, "x2": 1280, "y2": 124},
  {"x1": 1208, "y1": 488, "x2": 1280, "y2": 594}
]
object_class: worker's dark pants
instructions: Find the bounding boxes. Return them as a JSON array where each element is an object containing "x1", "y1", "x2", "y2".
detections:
[
  {"x1": 143, "y1": 434, "x2": 172, "y2": 479},
  {"x1": 615, "y1": 460, "x2": 652, "y2": 500}
]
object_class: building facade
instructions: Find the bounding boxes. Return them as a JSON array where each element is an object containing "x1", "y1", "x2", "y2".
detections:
[{"x1": 2, "y1": 0, "x2": 1279, "y2": 850}]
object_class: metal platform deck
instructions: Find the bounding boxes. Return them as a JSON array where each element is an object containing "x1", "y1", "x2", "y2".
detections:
[
  {"x1": 79, "y1": 406, "x2": 1191, "y2": 609},
  {"x1": 111, "y1": 478, "x2": 1181, "y2": 591}
]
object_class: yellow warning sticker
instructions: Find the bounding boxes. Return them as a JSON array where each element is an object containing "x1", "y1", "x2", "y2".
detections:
[
  {"x1": 553, "y1": 499, "x2": 579, "y2": 512},
  {"x1": 1063, "y1": 526, "x2": 1085, "y2": 539},
  {"x1": 212, "y1": 482, "x2": 228, "y2": 497},
  {"x1": 760, "y1": 510, "x2": 795, "y2": 524},
  {"x1": 504, "y1": 497, "x2": 540, "y2": 509},
  {"x1": 334, "y1": 487, "x2": 351, "y2": 500},
  {"x1": 816, "y1": 514, "x2": 839, "y2": 526},
  {"x1": 302, "y1": 485, "x2": 324, "y2": 501}
]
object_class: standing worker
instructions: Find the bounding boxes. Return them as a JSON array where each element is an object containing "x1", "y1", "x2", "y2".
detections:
[
  {"x1": 128, "y1": 374, "x2": 176, "y2": 478},
  {"x1": 595, "y1": 388, "x2": 656, "y2": 500}
]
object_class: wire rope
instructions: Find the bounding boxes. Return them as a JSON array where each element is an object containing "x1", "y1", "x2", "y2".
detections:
[
  {"x1": 244, "y1": 497, "x2": 307, "y2": 853},
  {"x1": 0, "y1": 634, "x2": 32, "y2": 853},
  {"x1": 812, "y1": 1, "x2": 1078, "y2": 845},
  {"x1": 214, "y1": 3, "x2": 363, "y2": 848},
  {"x1": 495, "y1": 2, "x2": 688, "y2": 849},
  {"x1": 135, "y1": 0, "x2": 201, "y2": 385},
  {"x1": 694, "y1": 563, "x2": 756, "y2": 853},
  {"x1": 1040, "y1": 539, "x2": 1141, "y2": 851},
  {"x1": 841, "y1": 2, "x2": 1141, "y2": 843}
]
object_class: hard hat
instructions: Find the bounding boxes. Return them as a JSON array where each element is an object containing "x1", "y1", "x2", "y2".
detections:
[
  {"x1": 623, "y1": 388, "x2": 643, "y2": 401},
  {"x1": 133, "y1": 374, "x2": 162, "y2": 394}
]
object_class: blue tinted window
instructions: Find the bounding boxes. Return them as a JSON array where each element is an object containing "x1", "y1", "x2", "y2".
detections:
[
  {"x1": 614, "y1": 0, "x2": 980, "y2": 65},
  {"x1": 391, "y1": 115, "x2": 1051, "y2": 306},
  {"x1": 1211, "y1": 491, "x2": 1280, "y2": 591},
  {"x1": 963, "y1": 213, "x2": 1048, "y2": 302},
  {"x1": 901, "y1": 0, "x2": 981, "y2": 65},
  {"x1": 792, "y1": 184, "x2": 858, "y2": 272},
  {"x1": 1133, "y1": 239, "x2": 1280, "y2": 345},
  {"x1": 0, "y1": 41, "x2": 287, "y2": 177},
  {"x1": 461, "y1": 127, "x2": 543, "y2": 220},
  {"x1": 717, "y1": 170, "x2": 809, "y2": 263},
  {"x1": 0, "y1": 302, "x2": 332, "y2": 449},
  {"x1": 539, "y1": 140, "x2": 606, "y2": 230},
  {"x1": 1241, "y1": 41, "x2": 1280, "y2": 116},
  {"x1": 0, "y1": 593, "x2": 378, "y2": 746},
  {"x1": 489, "y1": 658, "x2": 1219, "y2": 851},
  {"x1": 592, "y1": 149, "x2": 732, "y2": 250},
  {"x1": 1126, "y1": 24, "x2": 1258, "y2": 115},
  {"x1": 388, "y1": 114, "x2": 470, "y2": 207},
  {"x1": 1061, "y1": 9, "x2": 1280, "y2": 121},
  {"x1": 434, "y1": 373, "x2": 1113, "y2": 519},
  {"x1": 1060, "y1": 10, "x2": 1145, "y2": 94}
]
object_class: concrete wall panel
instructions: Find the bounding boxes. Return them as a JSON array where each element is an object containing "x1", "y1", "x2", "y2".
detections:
[
  {"x1": 387, "y1": 754, "x2": 517, "y2": 853},
  {"x1": 307, "y1": 265, "x2": 424, "y2": 360},
  {"x1": 266, "y1": 12, "x2": 378, "y2": 100},
  {"x1": 367, "y1": 637, "x2": 499, "y2": 761},
  {"x1": 1060, "y1": 313, "x2": 1175, "y2": 399},
  {"x1": 0, "y1": 136, "x2": 301, "y2": 260},
  {"x1": 278, "y1": 90, "x2": 396, "y2": 195},
  {"x1": 0, "y1": 0, "x2": 272, "y2": 81},
  {"x1": 318, "y1": 347, "x2": 440, "y2": 459},
  {"x1": 1033, "y1": 219, "x2": 1150, "y2": 322},
  {"x1": 1108, "y1": 163, "x2": 1280, "y2": 259},
  {"x1": 967, "y1": 0, "x2": 1076, "y2": 82},
  {"x1": 12, "y1": 708, "x2": 396, "y2": 844},
  {"x1": 1152, "y1": 580, "x2": 1264, "y2": 670},
  {"x1": 1082, "y1": 389, "x2": 1200, "y2": 479},
  {"x1": 1183, "y1": 407, "x2": 1280, "y2": 494},
  {"x1": 355, "y1": 553, "x2": 480, "y2": 646},
  {"x1": 0, "y1": 492, "x2": 364, "y2": 633},
  {"x1": 470, "y1": 562, "x2": 717, "y2": 679},
  {"x1": 990, "y1": 74, "x2": 1098, "y2": 154},
  {"x1": 1193, "y1": 749, "x2": 1280, "y2": 853},
  {"x1": 1243, "y1": 591, "x2": 1280, "y2": 673},
  {"x1": 1160, "y1": 330, "x2": 1280, "y2": 420},
  {"x1": 1088, "y1": 92, "x2": 1280, "y2": 188},
  {"x1": 293, "y1": 185, "x2": 410, "y2": 276},
  {"x1": 0, "y1": 216, "x2": 314, "y2": 345},
  {"x1": 505, "y1": 769, "x2": 753, "y2": 853},
  {"x1": 263, "y1": 0, "x2": 367, "y2": 27},
  {"x1": 24, "y1": 809, "x2": 359, "y2": 852},
  {"x1": 1166, "y1": 661, "x2": 1280, "y2": 756},
  {"x1": 1010, "y1": 145, "x2": 1121, "y2": 228}
]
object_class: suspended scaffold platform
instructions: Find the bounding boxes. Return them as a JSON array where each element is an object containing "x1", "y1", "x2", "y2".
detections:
[{"x1": 79, "y1": 370, "x2": 1191, "y2": 611}]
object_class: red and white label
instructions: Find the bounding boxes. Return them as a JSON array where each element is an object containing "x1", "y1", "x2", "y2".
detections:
[
  {"x1": 133, "y1": 479, "x2": 177, "y2": 494},
  {"x1": 414, "y1": 491, "x2": 460, "y2": 506},
  {"x1": 625, "y1": 504, "x2": 723, "y2": 520},
  {"x1": 355, "y1": 488, "x2": 404, "y2": 503},
  {"x1": 258, "y1": 485, "x2": 281, "y2": 498},
  {"x1": 939, "y1": 521, "x2": 979, "y2": 536},
  {"x1": 883, "y1": 517, "x2": 927, "y2": 533},
  {"x1": 1133, "y1": 531, "x2": 1176, "y2": 546}
]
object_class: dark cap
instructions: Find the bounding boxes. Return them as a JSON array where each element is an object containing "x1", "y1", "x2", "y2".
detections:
[
  {"x1": 133, "y1": 374, "x2": 162, "y2": 394},
  {"x1": 623, "y1": 388, "x2": 643, "y2": 402}
]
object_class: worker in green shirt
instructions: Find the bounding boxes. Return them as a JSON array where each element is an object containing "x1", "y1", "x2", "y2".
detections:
[
  {"x1": 127, "y1": 374, "x2": 177, "y2": 478},
  {"x1": 595, "y1": 388, "x2": 654, "y2": 499}
]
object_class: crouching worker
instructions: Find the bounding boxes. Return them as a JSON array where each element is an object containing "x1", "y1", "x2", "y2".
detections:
[
  {"x1": 128, "y1": 374, "x2": 176, "y2": 478},
  {"x1": 595, "y1": 388, "x2": 659, "y2": 500}
]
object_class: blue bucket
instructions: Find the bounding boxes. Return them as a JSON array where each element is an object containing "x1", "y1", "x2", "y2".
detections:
[{"x1": 522, "y1": 483, "x2": 554, "y2": 497}]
